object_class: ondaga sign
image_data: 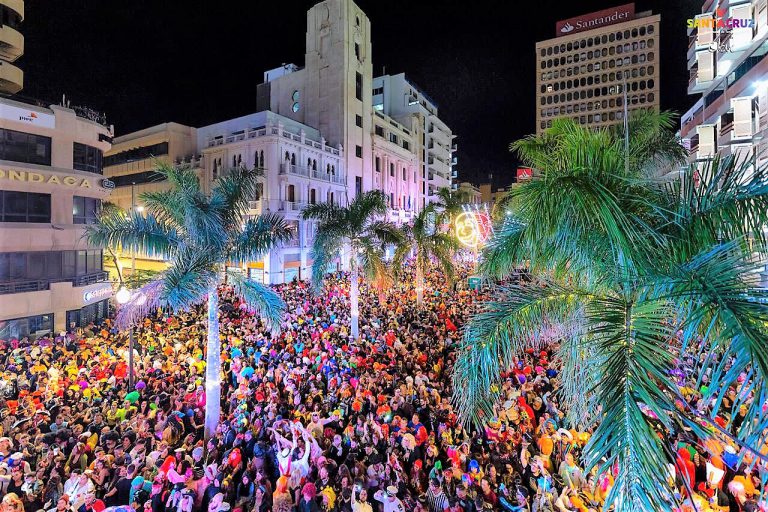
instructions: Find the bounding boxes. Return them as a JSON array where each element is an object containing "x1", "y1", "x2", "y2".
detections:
[{"x1": 0, "y1": 169, "x2": 93, "y2": 188}]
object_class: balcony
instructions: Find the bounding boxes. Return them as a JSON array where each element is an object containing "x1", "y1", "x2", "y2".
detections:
[
  {"x1": 689, "y1": 134, "x2": 700, "y2": 155},
  {"x1": 0, "y1": 60, "x2": 22, "y2": 95},
  {"x1": 280, "y1": 163, "x2": 346, "y2": 185},
  {"x1": 280, "y1": 163, "x2": 310, "y2": 178},
  {"x1": 280, "y1": 201, "x2": 308, "y2": 212},
  {"x1": 0, "y1": 24, "x2": 23, "y2": 61},
  {"x1": 0, "y1": 271, "x2": 109, "y2": 296}
]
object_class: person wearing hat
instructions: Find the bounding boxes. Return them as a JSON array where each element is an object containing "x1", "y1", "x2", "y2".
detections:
[{"x1": 373, "y1": 486, "x2": 405, "y2": 512}]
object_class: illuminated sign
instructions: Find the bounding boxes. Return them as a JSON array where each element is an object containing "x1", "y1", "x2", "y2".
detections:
[
  {"x1": 0, "y1": 169, "x2": 93, "y2": 188},
  {"x1": 0, "y1": 103, "x2": 56, "y2": 128},
  {"x1": 556, "y1": 3, "x2": 635, "y2": 37},
  {"x1": 455, "y1": 207, "x2": 494, "y2": 249},
  {"x1": 83, "y1": 285, "x2": 113, "y2": 304},
  {"x1": 517, "y1": 167, "x2": 533, "y2": 181}
]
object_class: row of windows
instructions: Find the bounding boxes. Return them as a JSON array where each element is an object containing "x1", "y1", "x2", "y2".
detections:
[
  {"x1": 0, "y1": 128, "x2": 52, "y2": 166},
  {"x1": 374, "y1": 157, "x2": 417, "y2": 183},
  {"x1": 104, "y1": 141, "x2": 169, "y2": 167},
  {"x1": 0, "y1": 191, "x2": 50, "y2": 223},
  {"x1": 540, "y1": 39, "x2": 655, "y2": 69},
  {"x1": 542, "y1": 54, "x2": 656, "y2": 83},
  {"x1": 0, "y1": 250, "x2": 103, "y2": 282},
  {"x1": 539, "y1": 25, "x2": 656, "y2": 57},
  {"x1": 73, "y1": 143, "x2": 104, "y2": 175},
  {"x1": 541, "y1": 81, "x2": 655, "y2": 105},
  {"x1": 110, "y1": 170, "x2": 168, "y2": 187},
  {"x1": 539, "y1": 106, "x2": 655, "y2": 129},
  {"x1": 281, "y1": 151, "x2": 337, "y2": 174},
  {"x1": 543, "y1": 79, "x2": 655, "y2": 100},
  {"x1": 73, "y1": 196, "x2": 101, "y2": 224},
  {"x1": 542, "y1": 66, "x2": 655, "y2": 87},
  {"x1": 540, "y1": 93, "x2": 656, "y2": 118}
]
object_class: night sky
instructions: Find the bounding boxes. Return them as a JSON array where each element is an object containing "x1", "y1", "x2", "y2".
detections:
[{"x1": 21, "y1": 0, "x2": 699, "y2": 188}]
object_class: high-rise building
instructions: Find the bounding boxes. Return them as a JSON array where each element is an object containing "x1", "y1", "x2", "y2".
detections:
[
  {"x1": 372, "y1": 73, "x2": 457, "y2": 208},
  {"x1": 535, "y1": 3, "x2": 660, "y2": 134},
  {"x1": 0, "y1": 0, "x2": 23, "y2": 94},
  {"x1": 680, "y1": 1, "x2": 768, "y2": 169},
  {"x1": 105, "y1": 0, "x2": 452, "y2": 284},
  {"x1": 0, "y1": 97, "x2": 114, "y2": 336}
]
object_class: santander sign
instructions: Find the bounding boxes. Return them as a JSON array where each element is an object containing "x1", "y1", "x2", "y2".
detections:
[{"x1": 556, "y1": 3, "x2": 636, "y2": 37}]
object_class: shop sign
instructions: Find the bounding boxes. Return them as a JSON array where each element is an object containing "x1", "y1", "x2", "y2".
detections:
[
  {"x1": 0, "y1": 104, "x2": 56, "y2": 128},
  {"x1": 83, "y1": 285, "x2": 112, "y2": 304}
]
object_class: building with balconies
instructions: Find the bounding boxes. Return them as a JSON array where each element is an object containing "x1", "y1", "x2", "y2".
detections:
[
  {"x1": 0, "y1": 0, "x2": 23, "y2": 94},
  {"x1": 372, "y1": 73, "x2": 455, "y2": 205},
  {"x1": 681, "y1": 0, "x2": 768, "y2": 169},
  {"x1": 0, "y1": 96, "x2": 114, "y2": 336},
  {"x1": 197, "y1": 110, "x2": 345, "y2": 284},
  {"x1": 457, "y1": 181, "x2": 482, "y2": 205}
]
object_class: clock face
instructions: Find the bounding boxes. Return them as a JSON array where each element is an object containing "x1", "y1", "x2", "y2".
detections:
[{"x1": 292, "y1": 102, "x2": 300, "y2": 113}]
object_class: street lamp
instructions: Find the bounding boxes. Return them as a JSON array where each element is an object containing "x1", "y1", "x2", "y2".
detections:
[{"x1": 115, "y1": 286, "x2": 135, "y2": 390}]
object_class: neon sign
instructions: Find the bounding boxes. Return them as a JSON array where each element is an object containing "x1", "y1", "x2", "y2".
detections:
[{"x1": 455, "y1": 205, "x2": 494, "y2": 249}]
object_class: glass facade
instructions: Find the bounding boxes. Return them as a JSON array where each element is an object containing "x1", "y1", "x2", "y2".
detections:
[
  {"x1": 0, "y1": 250, "x2": 103, "y2": 281},
  {"x1": 103, "y1": 141, "x2": 168, "y2": 167},
  {"x1": 66, "y1": 299, "x2": 109, "y2": 329},
  {"x1": 0, "y1": 128, "x2": 52, "y2": 166},
  {"x1": 0, "y1": 313, "x2": 54, "y2": 340},
  {"x1": 73, "y1": 196, "x2": 101, "y2": 224},
  {"x1": 0, "y1": 191, "x2": 51, "y2": 223},
  {"x1": 73, "y1": 143, "x2": 104, "y2": 174}
]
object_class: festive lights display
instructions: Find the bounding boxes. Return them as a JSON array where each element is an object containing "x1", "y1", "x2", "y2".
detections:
[{"x1": 455, "y1": 204, "x2": 494, "y2": 249}]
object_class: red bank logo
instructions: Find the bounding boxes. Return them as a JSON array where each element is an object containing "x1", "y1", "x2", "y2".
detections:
[{"x1": 556, "y1": 3, "x2": 636, "y2": 37}]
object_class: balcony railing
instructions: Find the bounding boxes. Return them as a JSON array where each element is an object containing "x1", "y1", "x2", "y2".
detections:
[
  {"x1": 281, "y1": 163, "x2": 346, "y2": 185},
  {"x1": 280, "y1": 163, "x2": 310, "y2": 178},
  {"x1": 0, "y1": 271, "x2": 109, "y2": 295},
  {"x1": 280, "y1": 201, "x2": 307, "y2": 212},
  {"x1": 206, "y1": 126, "x2": 341, "y2": 156}
]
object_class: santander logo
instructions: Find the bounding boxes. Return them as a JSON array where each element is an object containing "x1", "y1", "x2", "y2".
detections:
[{"x1": 560, "y1": 22, "x2": 574, "y2": 33}]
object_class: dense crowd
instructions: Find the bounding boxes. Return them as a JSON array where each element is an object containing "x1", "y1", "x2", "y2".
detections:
[{"x1": 0, "y1": 264, "x2": 764, "y2": 512}]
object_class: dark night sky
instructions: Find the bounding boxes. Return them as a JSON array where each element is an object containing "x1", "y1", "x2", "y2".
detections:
[{"x1": 21, "y1": 0, "x2": 699, "y2": 188}]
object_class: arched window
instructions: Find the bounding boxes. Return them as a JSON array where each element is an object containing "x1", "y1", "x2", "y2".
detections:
[
  {"x1": 312, "y1": 159, "x2": 317, "y2": 171},
  {"x1": 285, "y1": 151, "x2": 290, "y2": 161},
  {"x1": 331, "y1": 165, "x2": 335, "y2": 175},
  {"x1": 329, "y1": 192, "x2": 335, "y2": 205},
  {"x1": 259, "y1": 151, "x2": 264, "y2": 167},
  {"x1": 255, "y1": 151, "x2": 260, "y2": 167},
  {"x1": 287, "y1": 184, "x2": 295, "y2": 203},
  {"x1": 212, "y1": 159, "x2": 218, "y2": 180},
  {"x1": 310, "y1": 189, "x2": 316, "y2": 204},
  {"x1": 307, "y1": 157, "x2": 312, "y2": 168},
  {"x1": 291, "y1": 153, "x2": 296, "y2": 165},
  {"x1": 233, "y1": 155, "x2": 237, "y2": 167}
]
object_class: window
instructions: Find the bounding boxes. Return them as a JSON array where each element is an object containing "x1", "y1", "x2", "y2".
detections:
[
  {"x1": 310, "y1": 189, "x2": 316, "y2": 204},
  {"x1": 292, "y1": 90, "x2": 300, "y2": 101},
  {"x1": 402, "y1": 168, "x2": 406, "y2": 180},
  {"x1": 389, "y1": 133, "x2": 398, "y2": 144},
  {"x1": 0, "y1": 128, "x2": 52, "y2": 166},
  {"x1": 0, "y1": 314, "x2": 53, "y2": 340},
  {"x1": 104, "y1": 141, "x2": 168, "y2": 167},
  {"x1": 355, "y1": 42, "x2": 361, "y2": 61},
  {"x1": 375, "y1": 125, "x2": 384, "y2": 137},
  {"x1": 355, "y1": 176, "x2": 362, "y2": 197},
  {"x1": 355, "y1": 72, "x2": 363, "y2": 101},
  {"x1": 73, "y1": 196, "x2": 101, "y2": 224},
  {"x1": 0, "y1": 191, "x2": 51, "y2": 223},
  {"x1": 286, "y1": 184, "x2": 295, "y2": 203},
  {"x1": 402, "y1": 140, "x2": 410, "y2": 151},
  {"x1": 356, "y1": 114, "x2": 362, "y2": 127},
  {"x1": 292, "y1": 102, "x2": 300, "y2": 113},
  {"x1": 375, "y1": 156, "x2": 381, "y2": 172},
  {"x1": 73, "y1": 143, "x2": 104, "y2": 174},
  {"x1": 355, "y1": 145, "x2": 362, "y2": 158},
  {"x1": 372, "y1": 86, "x2": 384, "y2": 96},
  {"x1": 390, "y1": 162, "x2": 395, "y2": 176}
]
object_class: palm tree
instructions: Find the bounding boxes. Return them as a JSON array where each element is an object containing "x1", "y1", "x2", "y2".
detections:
[
  {"x1": 433, "y1": 186, "x2": 469, "y2": 232},
  {"x1": 453, "y1": 110, "x2": 768, "y2": 510},
  {"x1": 302, "y1": 190, "x2": 402, "y2": 338},
  {"x1": 86, "y1": 162, "x2": 293, "y2": 439},
  {"x1": 393, "y1": 204, "x2": 458, "y2": 306}
]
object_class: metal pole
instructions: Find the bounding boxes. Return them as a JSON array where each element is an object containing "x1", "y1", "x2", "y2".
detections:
[
  {"x1": 623, "y1": 73, "x2": 629, "y2": 175},
  {"x1": 128, "y1": 328, "x2": 134, "y2": 389},
  {"x1": 131, "y1": 183, "x2": 136, "y2": 282}
]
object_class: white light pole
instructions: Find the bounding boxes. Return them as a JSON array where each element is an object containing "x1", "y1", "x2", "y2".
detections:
[{"x1": 115, "y1": 286, "x2": 135, "y2": 389}]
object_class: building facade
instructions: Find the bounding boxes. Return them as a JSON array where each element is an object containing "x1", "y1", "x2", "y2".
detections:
[
  {"x1": 104, "y1": 0, "x2": 446, "y2": 285},
  {"x1": 457, "y1": 181, "x2": 482, "y2": 204},
  {"x1": 372, "y1": 73, "x2": 457, "y2": 205},
  {"x1": 535, "y1": 3, "x2": 660, "y2": 133},
  {"x1": 681, "y1": 0, "x2": 768, "y2": 169},
  {"x1": 0, "y1": 0, "x2": 23, "y2": 94},
  {"x1": 0, "y1": 97, "x2": 114, "y2": 337}
]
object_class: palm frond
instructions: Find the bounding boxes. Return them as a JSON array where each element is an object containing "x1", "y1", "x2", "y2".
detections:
[
  {"x1": 228, "y1": 213, "x2": 294, "y2": 265},
  {"x1": 84, "y1": 207, "x2": 178, "y2": 258},
  {"x1": 212, "y1": 165, "x2": 263, "y2": 229},
  {"x1": 227, "y1": 270, "x2": 285, "y2": 330},
  {"x1": 160, "y1": 246, "x2": 219, "y2": 311}
]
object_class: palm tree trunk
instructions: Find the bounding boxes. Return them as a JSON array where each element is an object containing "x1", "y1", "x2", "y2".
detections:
[
  {"x1": 350, "y1": 260, "x2": 359, "y2": 339},
  {"x1": 416, "y1": 262, "x2": 424, "y2": 307},
  {"x1": 204, "y1": 288, "x2": 221, "y2": 440}
]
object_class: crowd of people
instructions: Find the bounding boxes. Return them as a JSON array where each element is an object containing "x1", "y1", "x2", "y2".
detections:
[{"x1": 0, "y1": 263, "x2": 764, "y2": 512}]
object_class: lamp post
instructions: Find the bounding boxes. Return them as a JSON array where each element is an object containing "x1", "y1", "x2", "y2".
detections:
[{"x1": 115, "y1": 286, "x2": 134, "y2": 389}]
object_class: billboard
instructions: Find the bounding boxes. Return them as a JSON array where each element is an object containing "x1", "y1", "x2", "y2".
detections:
[{"x1": 556, "y1": 3, "x2": 635, "y2": 37}]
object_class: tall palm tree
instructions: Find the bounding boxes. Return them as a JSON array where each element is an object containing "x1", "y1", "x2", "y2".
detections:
[
  {"x1": 453, "y1": 111, "x2": 768, "y2": 510},
  {"x1": 393, "y1": 204, "x2": 458, "y2": 306},
  {"x1": 434, "y1": 186, "x2": 469, "y2": 232},
  {"x1": 302, "y1": 190, "x2": 402, "y2": 338},
  {"x1": 86, "y1": 163, "x2": 293, "y2": 439}
]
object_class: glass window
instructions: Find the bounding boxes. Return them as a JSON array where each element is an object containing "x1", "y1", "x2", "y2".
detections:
[
  {"x1": 104, "y1": 141, "x2": 169, "y2": 167},
  {"x1": 27, "y1": 252, "x2": 45, "y2": 279},
  {"x1": 355, "y1": 72, "x2": 363, "y2": 101},
  {"x1": 76, "y1": 250, "x2": 87, "y2": 276},
  {"x1": 1, "y1": 191, "x2": 51, "y2": 223},
  {"x1": 62, "y1": 251, "x2": 76, "y2": 277},
  {"x1": 73, "y1": 143, "x2": 104, "y2": 174},
  {"x1": 0, "y1": 128, "x2": 52, "y2": 166}
]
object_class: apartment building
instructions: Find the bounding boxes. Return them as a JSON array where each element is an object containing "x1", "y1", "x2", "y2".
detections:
[
  {"x1": 0, "y1": 0, "x2": 23, "y2": 94},
  {"x1": 536, "y1": 3, "x2": 661, "y2": 133},
  {"x1": 681, "y1": 0, "x2": 768, "y2": 169}
]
